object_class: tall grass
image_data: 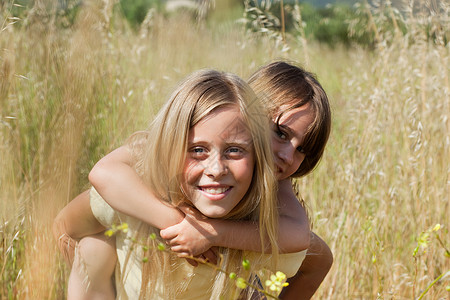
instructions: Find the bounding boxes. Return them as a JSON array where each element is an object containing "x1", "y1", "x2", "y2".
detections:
[
  {"x1": 0, "y1": 0, "x2": 448, "y2": 299},
  {"x1": 295, "y1": 2, "x2": 449, "y2": 298}
]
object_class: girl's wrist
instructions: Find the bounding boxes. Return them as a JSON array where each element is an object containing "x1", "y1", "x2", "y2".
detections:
[
  {"x1": 161, "y1": 207, "x2": 185, "y2": 229},
  {"x1": 208, "y1": 219, "x2": 226, "y2": 247}
]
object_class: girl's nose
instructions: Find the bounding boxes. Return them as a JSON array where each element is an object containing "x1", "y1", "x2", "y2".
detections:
[
  {"x1": 278, "y1": 146, "x2": 295, "y2": 166},
  {"x1": 204, "y1": 155, "x2": 228, "y2": 178}
]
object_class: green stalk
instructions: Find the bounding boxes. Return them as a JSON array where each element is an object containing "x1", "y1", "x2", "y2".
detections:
[{"x1": 416, "y1": 272, "x2": 446, "y2": 300}]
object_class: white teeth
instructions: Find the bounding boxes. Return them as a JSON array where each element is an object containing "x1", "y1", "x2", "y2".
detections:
[{"x1": 202, "y1": 187, "x2": 229, "y2": 194}]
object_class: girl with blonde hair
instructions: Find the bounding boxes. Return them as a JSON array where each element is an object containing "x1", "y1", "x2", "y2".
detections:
[
  {"x1": 55, "y1": 69, "x2": 305, "y2": 299},
  {"x1": 160, "y1": 61, "x2": 333, "y2": 298}
]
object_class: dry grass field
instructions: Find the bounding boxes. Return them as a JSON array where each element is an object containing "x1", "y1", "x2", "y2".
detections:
[{"x1": 0, "y1": 0, "x2": 448, "y2": 299}]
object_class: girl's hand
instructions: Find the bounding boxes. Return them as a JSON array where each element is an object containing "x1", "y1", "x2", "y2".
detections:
[{"x1": 160, "y1": 205, "x2": 218, "y2": 258}]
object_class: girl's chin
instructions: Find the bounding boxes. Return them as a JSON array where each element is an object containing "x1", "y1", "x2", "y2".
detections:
[
  {"x1": 275, "y1": 169, "x2": 287, "y2": 181},
  {"x1": 197, "y1": 207, "x2": 228, "y2": 219}
]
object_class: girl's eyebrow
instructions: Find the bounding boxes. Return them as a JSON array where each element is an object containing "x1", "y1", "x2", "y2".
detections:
[
  {"x1": 279, "y1": 123, "x2": 306, "y2": 143},
  {"x1": 188, "y1": 138, "x2": 253, "y2": 147},
  {"x1": 224, "y1": 139, "x2": 253, "y2": 148},
  {"x1": 279, "y1": 123, "x2": 294, "y2": 136}
]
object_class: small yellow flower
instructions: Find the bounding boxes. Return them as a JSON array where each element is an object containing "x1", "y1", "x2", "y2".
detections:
[
  {"x1": 265, "y1": 279, "x2": 277, "y2": 291},
  {"x1": 265, "y1": 271, "x2": 288, "y2": 292},
  {"x1": 432, "y1": 224, "x2": 441, "y2": 232},
  {"x1": 104, "y1": 229, "x2": 114, "y2": 237},
  {"x1": 417, "y1": 232, "x2": 430, "y2": 248},
  {"x1": 117, "y1": 223, "x2": 129, "y2": 233},
  {"x1": 275, "y1": 271, "x2": 286, "y2": 281}
]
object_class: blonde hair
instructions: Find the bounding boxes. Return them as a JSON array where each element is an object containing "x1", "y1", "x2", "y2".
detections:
[
  {"x1": 127, "y1": 69, "x2": 279, "y2": 299},
  {"x1": 248, "y1": 61, "x2": 331, "y2": 177}
]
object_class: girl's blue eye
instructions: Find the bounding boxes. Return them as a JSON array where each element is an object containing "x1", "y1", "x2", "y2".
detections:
[
  {"x1": 226, "y1": 147, "x2": 244, "y2": 158},
  {"x1": 190, "y1": 147, "x2": 207, "y2": 159}
]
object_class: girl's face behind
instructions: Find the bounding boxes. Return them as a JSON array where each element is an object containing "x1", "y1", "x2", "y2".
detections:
[
  {"x1": 271, "y1": 103, "x2": 314, "y2": 180},
  {"x1": 182, "y1": 105, "x2": 255, "y2": 218}
]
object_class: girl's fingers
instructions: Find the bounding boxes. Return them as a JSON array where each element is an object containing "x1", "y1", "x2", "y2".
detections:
[
  {"x1": 175, "y1": 251, "x2": 190, "y2": 257},
  {"x1": 170, "y1": 244, "x2": 188, "y2": 253},
  {"x1": 160, "y1": 226, "x2": 177, "y2": 239},
  {"x1": 165, "y1": 238, "x2": 177, "y2": 246}
]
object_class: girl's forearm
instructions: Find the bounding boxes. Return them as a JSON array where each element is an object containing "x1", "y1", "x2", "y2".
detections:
[
  {"x1": 163, "y1": 179, "x2": 311, "y2": 254},
  {"x1": 212, "y1": 216, "x2": 309, "y2": 253},
  {"x1": 53, "y1": 190, "x2": 106, "y2": 264},
  {"x1": 212, "y1": 219, "x2": 262, "y2": 251},
  {"x1": 214, "y1": 180, "x2": 310, "y2": 253},
  {"x1": 88, "y1": 146, "x2": 184, "y2": 229},
  {"x1": 53, "y1": 190, "x2": 105, "y2": 240}
]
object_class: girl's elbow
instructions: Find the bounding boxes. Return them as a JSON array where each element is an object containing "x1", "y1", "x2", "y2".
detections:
[
  {"x1": 321, "y1": 242, "x2": 334, "y2": 271},
  {"x1": 311, "y1": 232, "x2": 333, "y2": 271},
  {"x1": 88, "y1": 164, "x2": 107, "y2": 190}
]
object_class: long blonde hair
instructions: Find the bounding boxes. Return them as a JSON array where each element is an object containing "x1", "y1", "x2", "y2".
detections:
[{"x1": 127, "y1": 69, "x2": 279, "y2": 298}]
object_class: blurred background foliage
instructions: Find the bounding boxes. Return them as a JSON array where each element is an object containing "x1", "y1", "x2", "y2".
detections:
[{"x1": 5, "y1": 0, "x2": 445, "y2": 48}]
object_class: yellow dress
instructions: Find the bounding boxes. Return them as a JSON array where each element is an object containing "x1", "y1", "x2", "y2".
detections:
[{"x1": 90, "y1": 187, "x2": 306, "y2": 299}]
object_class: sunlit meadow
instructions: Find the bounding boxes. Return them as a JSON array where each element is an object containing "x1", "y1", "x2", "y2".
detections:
[{"x1": 0, "y1": 0, "x2": 448, "y2": 299}]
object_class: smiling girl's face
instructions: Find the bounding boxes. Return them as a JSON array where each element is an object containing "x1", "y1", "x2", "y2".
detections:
[
  {"x1": 182, "y1": 105, "x2": 255, "y2": 219},
  {"x1": 271, "y1": 103, "x2": 314, "y2": 181}
]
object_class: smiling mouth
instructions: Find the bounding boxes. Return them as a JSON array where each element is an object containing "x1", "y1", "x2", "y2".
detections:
[{"x1": 200, "y1": 187, "x2": 231, "y2": 194}]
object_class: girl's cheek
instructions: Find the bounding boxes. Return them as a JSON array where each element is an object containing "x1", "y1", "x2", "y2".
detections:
[
  {"x1": 296, "y1": 153, "x2": 306, "y2": 168},
  {"x1": 183, "y1": 160, "x2": 203, "y2": 183},
  {"x1": 231, "y1": 158, "x2": 254, "y2": 177}
]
